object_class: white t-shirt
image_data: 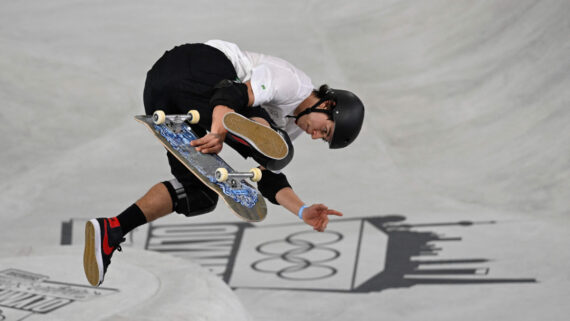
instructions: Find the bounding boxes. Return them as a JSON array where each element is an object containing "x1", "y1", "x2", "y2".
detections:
[{"x1": 205, "y1": 40, "x2": 314, "y2": 141}]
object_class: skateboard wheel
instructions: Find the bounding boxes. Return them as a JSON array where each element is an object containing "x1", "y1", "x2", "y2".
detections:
[
  {"x1": 187, "y1": 110, "x2": 200, "y2": 124},
  {"x1": 249, "y1": 168, "x2": 262, "y2": 182},
  {"x1": 153, "y1": 110, "x2": 166, "y2": 125},
  {"x1": 215, "y1": 168, "x2": 229, "y2": 182}
]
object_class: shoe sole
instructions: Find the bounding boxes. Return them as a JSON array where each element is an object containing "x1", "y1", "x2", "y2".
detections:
[
  {"x1": 223, "y1": 113, "x2": 288, "y2": 160},
  {"x1": 83, "y1": 219, "x2": 104, "y2": 287}
]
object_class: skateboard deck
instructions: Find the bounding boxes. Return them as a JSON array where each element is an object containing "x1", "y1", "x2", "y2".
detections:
[{"x1": 135, "y1": 114, "x2": 267, "y2": 222}]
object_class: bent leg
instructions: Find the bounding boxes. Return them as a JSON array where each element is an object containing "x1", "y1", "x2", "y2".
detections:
[
  {"x1": 165, "y1": 152, "x2": 219, "y2": 217},
  {"x1": 224, "y1": 115, "x2": 295, "y2": 171},
  {"x1": 223, "y1": 112, "x2": 293, "y2": 168},
  {"x1": 163, "y1": 178, "x2": 218, "y2": 217},
  {"x1": 251, "y1": 116, "x2": 270, "y2": 127}
]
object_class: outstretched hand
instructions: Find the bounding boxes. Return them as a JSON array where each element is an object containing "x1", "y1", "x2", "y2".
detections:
[
  {"x1": 190, "y1": 133, "x2": 225, "y2": 154},
  {"x1": 301, "y1": 204, "x2": 343, "y2": 232}
]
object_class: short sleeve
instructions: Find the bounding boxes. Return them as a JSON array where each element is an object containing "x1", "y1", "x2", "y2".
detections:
[{"x1": 250, "y1": 64, "x2": 275, "y2": 106}]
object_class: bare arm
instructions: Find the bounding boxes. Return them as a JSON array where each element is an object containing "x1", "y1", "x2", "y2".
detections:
[
  {"x1": 275, "y1": 187, "x2": 343, "y2": 232},
  {"x1": 245, "y1": 80, "x2": 254, "y2": 106},
  {"x1": 190, "y1": 105, "x2": 231, "y2": 154},
  {"x1": 191, "y1": 81, "x2": 255, "y2": 154}
]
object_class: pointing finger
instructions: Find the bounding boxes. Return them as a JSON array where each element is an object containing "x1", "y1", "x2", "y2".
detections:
[{"x1": 326, "y1": 209, "x2": 343, "y2": 216}]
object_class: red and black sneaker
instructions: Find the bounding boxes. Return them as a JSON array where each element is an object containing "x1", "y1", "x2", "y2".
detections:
[
  {"x1": 83, "y1": 217, "x2": 125, "y2": 286},
  {"x1": 222, "y1": 112, "x2": 289, "y2": 160}
]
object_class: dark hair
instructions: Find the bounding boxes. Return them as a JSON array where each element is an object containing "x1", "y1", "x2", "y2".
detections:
[
  {"x1": 310, "y1": 84, "x2": 335, "y2": 120},
  {"x1": 313, "y1": 84, "x2": 333, "y2": 100}
]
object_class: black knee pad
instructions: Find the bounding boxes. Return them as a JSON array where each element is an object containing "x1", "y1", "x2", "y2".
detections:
[
  {"x1": 209, "y1": 79, "x2": 249, "y2": 112},
  {"x1": 162, "y1": 179, "x2": 218, "y2": 217},
  {"x1": 257, "y1": 170, "x2": 292, "y2": 205}
]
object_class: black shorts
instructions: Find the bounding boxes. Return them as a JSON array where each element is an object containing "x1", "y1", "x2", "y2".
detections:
[
  {"x1": 143, "y1": 43, "x2": 236, "y2": 131},
  {"x1": 143, "y1": 43, "x2": 274, "y2": 215}
]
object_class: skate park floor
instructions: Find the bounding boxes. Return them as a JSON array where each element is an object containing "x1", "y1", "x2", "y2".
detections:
[{"x1": 1, "y1": 1, "x2": 569, "y2": 320}]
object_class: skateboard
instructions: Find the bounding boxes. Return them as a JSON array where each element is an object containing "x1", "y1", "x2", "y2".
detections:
[{"x1": 135, "y1": 110, "x2": 267, "y2": 222}]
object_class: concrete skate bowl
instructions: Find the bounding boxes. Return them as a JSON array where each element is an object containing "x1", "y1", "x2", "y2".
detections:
[
  {"x1": 1, "y1": 1, "x2": 569, "y2": 321},
  {"x1": 0, "y1": 246, "x2": 252, "y2": 321},
  {"x1": 315, "y1": 0, "x2": 570, "y2": 215}
]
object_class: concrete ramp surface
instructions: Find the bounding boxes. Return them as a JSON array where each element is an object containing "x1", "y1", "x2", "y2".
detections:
[{"x1": 1, "y1": 0, "x2": 568, "y2": 320}]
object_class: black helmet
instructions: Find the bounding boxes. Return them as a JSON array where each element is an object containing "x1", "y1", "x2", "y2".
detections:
[
  {"x1": 328, "y1": 88, "x2": 365, "y2": 149},
  {"x1": 289, "y1": 85, "x2": 365, "y2": 149}
]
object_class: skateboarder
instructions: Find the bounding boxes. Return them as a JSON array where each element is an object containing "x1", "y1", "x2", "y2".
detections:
[{"x1": 84, "y1": 40, "x2": 365, "y2": 286}]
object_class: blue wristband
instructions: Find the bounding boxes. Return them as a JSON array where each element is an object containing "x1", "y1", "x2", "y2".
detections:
[{"x1": 297, "y1": 205, "x2": 307, "y2": 220}]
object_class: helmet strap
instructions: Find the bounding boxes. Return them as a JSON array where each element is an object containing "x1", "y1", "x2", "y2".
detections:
[{"x1": 287, "y1": 98, "x2": 333, "y2": 124}]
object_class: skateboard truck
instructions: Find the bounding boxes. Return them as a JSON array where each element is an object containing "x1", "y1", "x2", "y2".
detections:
[
  {"x1": 153, "y1": 110, "x2": 200, "y2": 133},
  {"x1": 215, "y1": 168, "x2": 262, "y2": 187}
]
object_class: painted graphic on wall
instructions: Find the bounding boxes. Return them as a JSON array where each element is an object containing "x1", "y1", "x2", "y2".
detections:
[
  {"x1": 0, "y1": 269, "x2": 117, "y2": 320},
  {"x1": 61, "y1": 215, "x2": 536, "y2": 293}
]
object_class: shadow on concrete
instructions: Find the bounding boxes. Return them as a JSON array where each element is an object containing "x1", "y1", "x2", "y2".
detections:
[
  {"x1": 60, "y1": 215, "x2": 537, "y2": 294},
  {"x1": 353, "y1": 216, "x2": 537, "y2": 293}
]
